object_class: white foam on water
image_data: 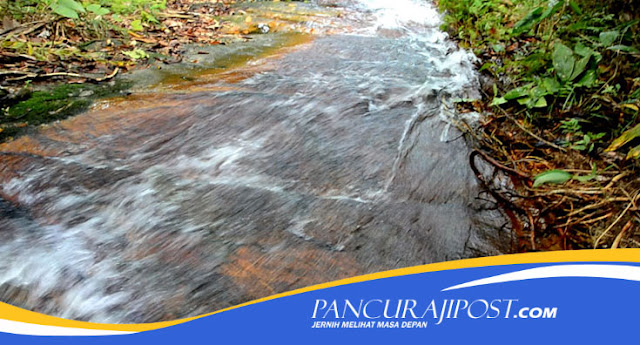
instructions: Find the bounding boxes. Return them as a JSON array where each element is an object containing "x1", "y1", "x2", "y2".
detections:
[
  {"x1": 0, "y1": 0, "x2": 484, "y2": 323},
  {"x1": 357, "y1": 0, "x2": 443, "y2": 30}
]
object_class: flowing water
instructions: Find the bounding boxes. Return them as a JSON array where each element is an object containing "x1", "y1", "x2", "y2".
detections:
[{"x1": 0, "y1": 0, "x2": 510, "y2": 323}]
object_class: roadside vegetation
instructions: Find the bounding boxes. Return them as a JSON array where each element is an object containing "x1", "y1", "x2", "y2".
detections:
[{"x1": 438, "y1": 0, "x2": 640, "y2": 249}]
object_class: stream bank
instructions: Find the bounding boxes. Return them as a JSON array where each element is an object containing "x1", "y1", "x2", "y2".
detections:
[{"x1": 438, "y1": 0, "x2": 640, "y2": 250}]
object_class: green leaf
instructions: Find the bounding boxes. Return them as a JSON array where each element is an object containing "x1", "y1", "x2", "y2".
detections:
[
  {"x1": 574, "y1": 43, "x2": 595, "y2": 57},
  {"x1": 122, "y1": 48, "x2": 149, "y2": 60},
  {"x1": 573, "y1": 164, "x2": 597, "y2": 182},
  {"x1": 141, "y1": 11, "x2": 159, "y2": 23},
  {"x1": 86, "y1": 4, "x2": 110, "y2": 15},
  {"x1": 59, "y1": 0, "x2": 84, "y2": 13},
  {"x1": 50, "y1": 0, "x2": 85, "y2": 19},
  {"x1": 570, "y1": 55, "x2": 591, "y2": 81},
  {"x1": 607, "y1": 45, "x2": 640, "y2": 53},
  {"x1": 540, "y1": 1, "x2": 563, "y2": 20},
  {"x1": 492, "y1": 44, "x2": 505, "y2": 53},
  {"x1": 533, "y1": 170, "x2": 572, "y2": 187},
  {"x1": 628, "y1": 145, "x2": 640, "y2": 159},
  {"x1": 478, "y1": 62, "x2": 494, "y2": 72},
  {"x1": 513, "y1": 7, "x2": 544, "y2": 35},
  {"x1": 606, "y1": 123, "x2": 640, "y2": 152},
  {"x1": 575, "y1": 69, "x2": 597, "y2": 88},
  {"x1": 130, "y1": 19, "x2": 144, "y2": 31},
  {"x1": 552, "y1": 43, "x2": 575, "y2": 82},
  {"x1": 491, "y1": 97, "x2": 507, "y2": 106},
  {"x1": 51, "y1": 3, "x2": 79, "y2": 19},
  {"x1": 599, "y1": 31, "x2": 619, "y2": 47},
  {"x1": 569, "y1": 1, "x2": 582, "y2": 14},
  {"x1": 533, "y1": 97, "x2": 548, "y2": 108},
  {"x1": 542, "y1": 77, "x2": 561, "y2": 93},
  {"x1": 504, "y1": 83, "x2": 534, "y2": 100}
]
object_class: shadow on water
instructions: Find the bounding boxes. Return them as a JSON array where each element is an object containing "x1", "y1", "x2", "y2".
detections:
[{"x1": 0, "y1": 0, "x2": 511, "y2": 323}]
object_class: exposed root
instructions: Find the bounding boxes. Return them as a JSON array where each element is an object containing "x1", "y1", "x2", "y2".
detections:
[{"x1": 462, "y1": 113, "x2": 640, "y2": 251}]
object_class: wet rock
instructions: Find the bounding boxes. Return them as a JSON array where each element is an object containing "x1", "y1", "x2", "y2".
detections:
[
  {"x1": 0, "y1": 0, "x2": 508, "y2": 323},
  {"x1": 0, "y1": 283, "x2": 32, "y2": 309}
]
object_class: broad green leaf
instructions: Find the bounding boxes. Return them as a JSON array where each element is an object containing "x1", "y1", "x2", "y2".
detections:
[
  {"x1": 517, "y1": 97, "x2": 532, "y2": 106},
  {"x1": 531, "y1": 85, "x2": 550, "y2": 98},
  {"x1": 599, "y1": 31, "x2": 619, "y2": 47},
  {"x1": 533, "y1": 97, "x2": 548, "y2": 108},
  {"x1": 122, "y1": 48, "x2": 149, "y2": 60},
  {"x1": 574, "y1": 43, "x2": 599, "y2": 62},
  {"x1": 606, "y1": 123, "x2": 640, "y2": 152},
  {"x1": 86, "y1": 4, "x2": 110, "y2": 15},
  {"x1": 51, "y1": 3, "x2": 79, "y2": 19},
  {"x1": 575, "y1": 70, "x2": 597, "y2": 88},
  {"x1": 542, "y1": 77, "x2": 560, "y2": 93},
  {"x1": 533, "y1": 170, "x2": 572, "y2": 187},
  {"x1": 570, "y1": 55, "x2": 591, "y2": 81},
  {"x1": 59, "y1": 0, "x2": 85, "y2": 13},
  {"x1": 504, "y1": 83, "x2": 534, "y2": 100},
  {"x1": 130, "y1": 19, "x2": 144, "y2": 31},
  {"x1": 552, "y1": 43, "x2": 575, "y2": 82},
  {"x1": 575, "y1": 44, "x2": 602, "y2": 64}
]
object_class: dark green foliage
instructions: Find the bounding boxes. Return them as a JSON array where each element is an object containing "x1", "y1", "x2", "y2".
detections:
[{"x1": 438, "y1": 0, "x2": 640, "y2": 158}]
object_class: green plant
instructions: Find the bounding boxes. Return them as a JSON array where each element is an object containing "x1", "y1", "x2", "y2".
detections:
[
  {"x1": 50, "y1": 0, "x2": 85, "y2": 19},
  {"x1": 606, "y1": 124, "x2": 640, "y2": 159},
  {"x1": 533, "y1": 164, "x2": 597, "y2": 187},
  {"x1": 122, "y1": 48, "x2": 149, "y2": 60}
]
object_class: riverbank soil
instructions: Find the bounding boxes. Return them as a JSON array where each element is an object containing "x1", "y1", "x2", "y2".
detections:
[
  {"x1": 0, "y1": 0, "x2": 331, "y2": 140},
  {"x1": 438, "y1": 0, "x2": 640, "y2": 249}
]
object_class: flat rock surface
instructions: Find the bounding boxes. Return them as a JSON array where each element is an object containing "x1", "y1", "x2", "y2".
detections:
[{"x1": 0, "y1": 0, "x2": 509, "y2": 323}]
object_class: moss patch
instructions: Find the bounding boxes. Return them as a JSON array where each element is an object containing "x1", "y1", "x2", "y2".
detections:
[{"x1": 1, "y1": 81, "x2": 132, "y2": 142}]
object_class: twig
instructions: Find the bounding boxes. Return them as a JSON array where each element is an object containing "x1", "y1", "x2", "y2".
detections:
[
  {"x1": 530, "y1": 189, "x2": 604, "y2": 196},
  {"x1": 471, "y1": 149, "x2": 530, "y2": 179},
  {"x1": 594, "y1": 201, "x2": 633, "y2": 248},
  {"x1": 565, "y1": 197, "x2": 631, "y2": 217},
  {"x1": 3, "y1": 67, "x2": 119, "y2": 83},
  {"x1": 558, "y1": 212, "x2": 613, "y2": 228},
  {"x1": 611, "y1": 221, "x2": 633, "y2": 249},
  {"x1": 0, "y1": 21, "x2": 46, "y2": 38},
  {"x1": 0, "y1": 52, "x2": 38, "y2": 61},
  {"x1": 496, "y1": 107, "x2": 567, "y2": 152},
  {"x1": 604, "y1": 172, "x2": 629, "y2": 190},
  {"x1": 94, "y1": 67, "x2": 120, "y2": 82}
]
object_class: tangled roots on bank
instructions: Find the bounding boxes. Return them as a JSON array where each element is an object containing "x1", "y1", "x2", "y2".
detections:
[{"x1": 460, "y1": 112, "x2": 640, "y2": 251}]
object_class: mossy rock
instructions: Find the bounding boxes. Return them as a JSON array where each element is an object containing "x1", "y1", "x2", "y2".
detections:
[{"x1": 1, "y1": 81, "x2": 132, "y2": 142}]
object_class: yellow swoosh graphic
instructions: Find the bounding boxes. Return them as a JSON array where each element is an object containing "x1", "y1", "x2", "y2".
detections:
[{"x1": 1, "y1": 249, "x2": 638, "y2": 332}]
